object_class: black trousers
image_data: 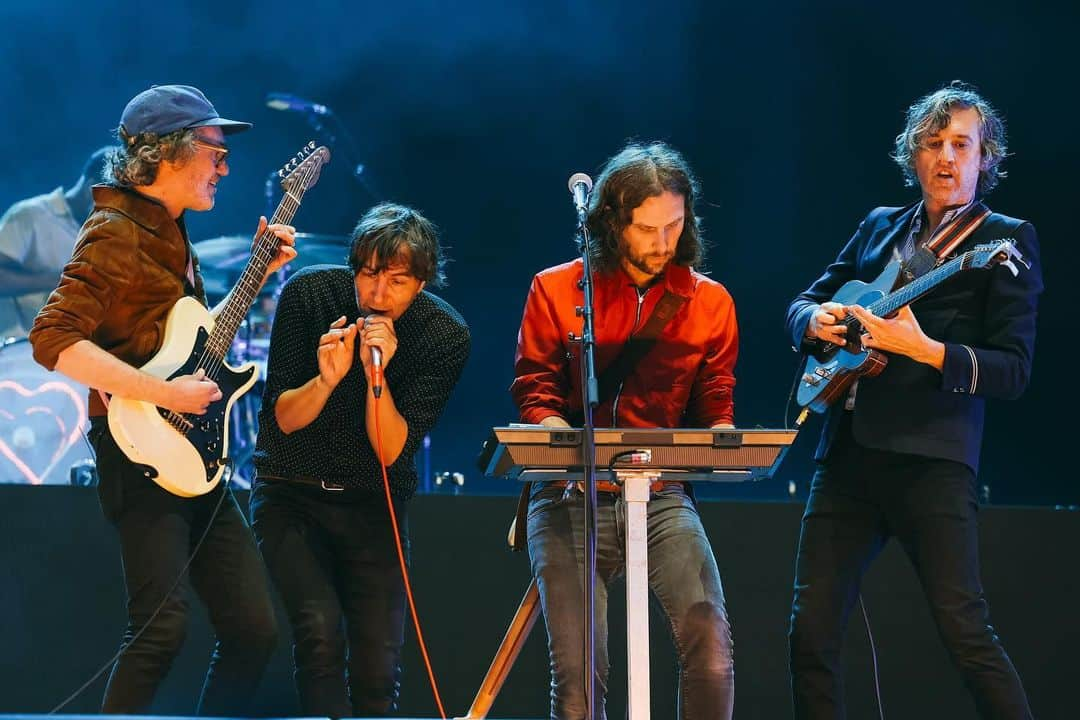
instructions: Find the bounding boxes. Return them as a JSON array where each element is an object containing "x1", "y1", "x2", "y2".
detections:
[
  {"x1": 88, "y1": 418, "x2": 279, "y2": 715},
  {"x1": 249, "y1": 478, "x2": 409, "y2": 717},
  {"x1": 788, "y1": 428, "x2": 1031, "y2": 720}
]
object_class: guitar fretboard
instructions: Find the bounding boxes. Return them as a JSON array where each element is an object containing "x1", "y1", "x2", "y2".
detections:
[
  {"x1": 203, "y1": 167, "x2": 319, "y2": 360},
  {"x1": 867, "y1": 251, "x2": 973, "y2": 317}
]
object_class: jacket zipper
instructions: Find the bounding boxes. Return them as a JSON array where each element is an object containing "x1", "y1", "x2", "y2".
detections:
[{"x1": 610, "y1": 287, "x2": 648, "y2": 427}]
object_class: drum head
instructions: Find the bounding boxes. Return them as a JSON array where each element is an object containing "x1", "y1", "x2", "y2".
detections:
[{"x1": 0, "y1": 338, "x2": 90, "y2": 485}]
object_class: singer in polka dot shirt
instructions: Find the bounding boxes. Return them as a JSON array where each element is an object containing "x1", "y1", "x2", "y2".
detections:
[{"x1": 250, "y1": 203, "x2": 469, "y2": 716}]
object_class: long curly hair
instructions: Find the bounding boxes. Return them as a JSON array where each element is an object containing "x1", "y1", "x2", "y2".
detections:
[
  {"x1": 106, "y1": 127, "x2": 198, "y2": 187},
  {"x1": 583, "y1": 141, "x2": 705, "y2": 273},
  {"x1": 892, "y1": 81, "x2": 1008, "y2": 196}
]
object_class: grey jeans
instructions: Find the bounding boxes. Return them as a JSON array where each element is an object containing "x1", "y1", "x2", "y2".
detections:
[{"x1": 527, "y1": 482, "x2": 734, "y2": 720}]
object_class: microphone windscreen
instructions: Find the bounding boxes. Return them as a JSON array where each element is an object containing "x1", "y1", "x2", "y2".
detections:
[{"x1": 568, "y1": 172, "x2": 593, "y2": 193}]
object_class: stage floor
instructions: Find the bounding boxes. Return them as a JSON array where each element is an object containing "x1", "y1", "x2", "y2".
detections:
[{"x1": 0, "y1": 486, "x2": 1075, "y2": 719}]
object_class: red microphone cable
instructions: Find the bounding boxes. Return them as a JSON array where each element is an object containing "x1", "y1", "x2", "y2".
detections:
[{"x1": 371, "y1": 370, "x2": 447, "y2": 719}]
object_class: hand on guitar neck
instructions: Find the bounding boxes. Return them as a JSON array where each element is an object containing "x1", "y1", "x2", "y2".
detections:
[
  {"x1": 252, "y1": 215, "x2": 297, "y2": 282},
  {"x1": 797, "y1": 239, "x2": 1023, "y2": 414},
  {"x1": 209, "y1": 216, "x2": 297, "y2": 320}
]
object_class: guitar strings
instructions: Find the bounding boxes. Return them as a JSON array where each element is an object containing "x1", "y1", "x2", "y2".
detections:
[
  {"x1": 822, "y1": 251, "x2": 969, "y2": 350},
  {"x1": 200, "y1": 155, "x2": 316, "y2": 373},
  {"x1": 199, "y1": 156, "x2": 316, "y2": 377},
  {"x1": 175, "y1": 153, "x2": 321, "y2": 435}
]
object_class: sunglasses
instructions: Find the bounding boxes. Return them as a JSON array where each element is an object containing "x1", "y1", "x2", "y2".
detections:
[{"x1": 192, "y1": 139, "x2": 230, "y2": 168}]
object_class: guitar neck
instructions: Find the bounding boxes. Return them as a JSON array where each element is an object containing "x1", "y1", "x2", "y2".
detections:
[
  {"x1": 868, "y1": 251, "x2": 973, "y2": 317},
  {"x1": 204, "y1": 182, "x2": 310, "y2": 359}
]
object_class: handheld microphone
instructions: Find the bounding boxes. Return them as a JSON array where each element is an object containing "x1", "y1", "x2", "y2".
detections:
[
  {"x1": 364, "y1": 315, "x2": 384, "y2": 398},
  {"x1": 266, "y1": 92, "x2": 329, "y2": 115},
  {"x1": 567, "y1": 172, "x2": 593, "y2": 222}
]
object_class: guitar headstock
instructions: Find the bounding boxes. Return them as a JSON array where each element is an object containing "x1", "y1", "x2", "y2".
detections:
[
  {"x1": 963, "y1": 238, "x2": 1029, "y2": 277},
  {"x1": 279, "y1": 142, "x2": 332, "y2": 193}
]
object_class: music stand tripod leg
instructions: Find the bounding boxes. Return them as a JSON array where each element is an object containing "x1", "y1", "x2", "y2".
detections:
[{"x1": 456, "y1": 577, "x2": 542, "y2": 719}]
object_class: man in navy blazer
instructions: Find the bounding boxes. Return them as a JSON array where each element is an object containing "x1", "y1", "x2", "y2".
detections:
[{"x1": 785, "y1": 82, "x2": 1041, "y2": 719}]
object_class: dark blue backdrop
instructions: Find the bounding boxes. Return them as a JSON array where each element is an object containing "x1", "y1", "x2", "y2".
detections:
[{"x1": 2, "y1": 0, "x2": 1075, "y2": 505}]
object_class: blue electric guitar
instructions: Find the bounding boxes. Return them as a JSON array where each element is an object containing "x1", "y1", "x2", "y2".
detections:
[{"x1": 797, "y1": 239, "x2": 1026, "y2": 414}]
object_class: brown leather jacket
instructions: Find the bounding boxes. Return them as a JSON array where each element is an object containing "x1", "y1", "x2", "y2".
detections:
[{"x1": 30, "y1": 184, "x2": 206, "y2": 416}]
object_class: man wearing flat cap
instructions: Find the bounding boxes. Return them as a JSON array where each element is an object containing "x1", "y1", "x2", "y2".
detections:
[{"x1": 30, "y1": 84, "x2": 295, "y2": 713}]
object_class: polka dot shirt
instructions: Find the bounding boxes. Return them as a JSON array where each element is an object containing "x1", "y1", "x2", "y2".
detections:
[{"x1": 253, "y1": 265, "x2": 470, "y2": 501}]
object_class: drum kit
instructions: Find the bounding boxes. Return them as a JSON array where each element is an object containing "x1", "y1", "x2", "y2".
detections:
[{"x1": 0, "y1": 233, "x2": 349, "y2": 488}]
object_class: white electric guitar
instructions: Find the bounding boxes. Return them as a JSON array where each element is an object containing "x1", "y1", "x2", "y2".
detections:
[{"x1": 107, "y1": 142, "x2": 331, "y2": 496}]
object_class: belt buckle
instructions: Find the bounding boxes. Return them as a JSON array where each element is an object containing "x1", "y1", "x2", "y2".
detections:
[
  {"x1": 568, "y1": 479, "x2": 622, "y2": 495},
  {"x1": 321, "y1": 479, "x2": 345, "y2": 492}
]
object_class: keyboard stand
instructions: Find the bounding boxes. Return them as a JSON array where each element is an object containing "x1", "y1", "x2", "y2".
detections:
[{"x1": 459, "y1": 427, "x2": 796, "y2": 718}]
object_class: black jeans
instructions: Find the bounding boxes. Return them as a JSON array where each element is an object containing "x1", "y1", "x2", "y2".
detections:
[
  {"x1": 249, "y1": 478, "x2": 409, "y2": 717},
  {"x1": 528, "y1": 483, "x2": 733, "y2": 720},
  {"x1": 788, "y1": 431, "x2": 1031, "y2": 720},
  {"x1": 88, "y1": 418, "x2": 278, "y2": 715}
]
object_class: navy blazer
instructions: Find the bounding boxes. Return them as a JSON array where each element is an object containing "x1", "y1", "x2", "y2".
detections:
[{"x1": 785, "y1": 204, "x2": 1043, "y2": 472}]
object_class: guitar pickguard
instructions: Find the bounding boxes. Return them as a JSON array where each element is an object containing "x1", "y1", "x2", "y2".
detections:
[{"x1": 156, "y1": 326, "x2": 256, "y2": 483}]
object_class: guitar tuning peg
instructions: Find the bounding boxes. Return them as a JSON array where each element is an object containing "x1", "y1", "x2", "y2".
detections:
[
  {"x1": 307, "y1": 141, "x2": 315, "y2": 150},
  {"x1": 278, "y1": 169, "x2": 284, "y2": 177}
]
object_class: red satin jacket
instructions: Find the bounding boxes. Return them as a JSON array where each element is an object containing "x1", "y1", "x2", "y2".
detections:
[{"x1": 511, "y1": 259, "x2": 738, "y2": 428}]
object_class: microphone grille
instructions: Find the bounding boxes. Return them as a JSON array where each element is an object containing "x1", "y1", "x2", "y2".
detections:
[{"x1": 568, "y1": 172, "x2": 593, "y2": 193}]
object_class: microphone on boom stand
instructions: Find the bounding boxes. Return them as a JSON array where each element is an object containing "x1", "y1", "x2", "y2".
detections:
[
  {"x1": 567, "y1": 168, "x2": 601, "y2": 719},
  {"x1": 568, "y1": 172, "x2": 593, "y2": 225}
]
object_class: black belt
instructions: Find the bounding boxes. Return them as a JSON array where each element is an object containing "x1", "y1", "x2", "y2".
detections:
[
  {"x1": 258, "y1": 473, "x2": 348, "y2": 492},
  {"x1": 548, "y1": 479, "x2": 686, "y2": 494}
]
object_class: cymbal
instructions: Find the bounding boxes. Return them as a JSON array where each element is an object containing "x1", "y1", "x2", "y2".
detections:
[{"x1": 194, "y1": 233, "x2": 350, "y2": 297}]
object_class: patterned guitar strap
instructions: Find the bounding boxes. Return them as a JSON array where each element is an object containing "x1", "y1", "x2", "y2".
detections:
[
  {"x1": 902, "y1": 201, "x2": 992, "y2": 281},
  {"x1": 846, "y1": 202, "x2": 992, "y2": 412}
]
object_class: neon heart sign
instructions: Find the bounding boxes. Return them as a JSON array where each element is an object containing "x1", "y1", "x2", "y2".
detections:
[{"x1": 0, "y1": 379, "x2": 87, "y2": 485}]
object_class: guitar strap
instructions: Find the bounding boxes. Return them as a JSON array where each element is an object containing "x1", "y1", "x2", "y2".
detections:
[
  {"x1": 925, "y1": 201, "x2": 992, "y2": 258},
  {"x1": 853, "y1": 201, "x2": 993, "y2": 410},
  {"x1": 904, "y1": 202, "x2": 992, "y2": 280},
  {"x1": 596, "y1": 289, "x2": 689, "y2": 405},
  {"x1": 508, "y1": 287, "x2": 689, "y2": 552}
]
